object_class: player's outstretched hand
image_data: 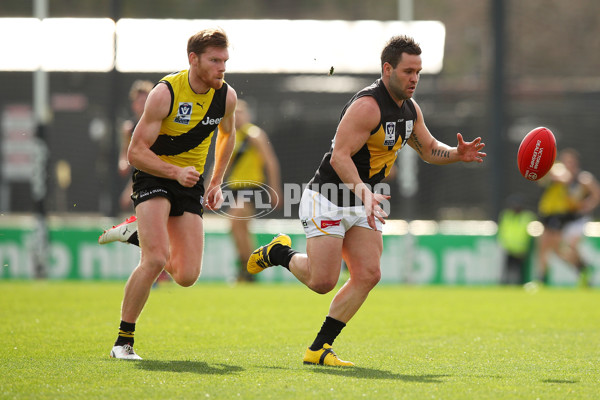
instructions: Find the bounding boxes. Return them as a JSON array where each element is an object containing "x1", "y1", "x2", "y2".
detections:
[{"x1": 456, "y1": 133, "x2": 486, "y2": 163}]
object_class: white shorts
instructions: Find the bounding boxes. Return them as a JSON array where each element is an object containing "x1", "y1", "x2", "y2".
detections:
[
  {"x1": 563, "y1": 216, "x2": 590, "y2": 241},
  {"x1": 298, "y1": 189, "x2": 382, "y2": 238}
]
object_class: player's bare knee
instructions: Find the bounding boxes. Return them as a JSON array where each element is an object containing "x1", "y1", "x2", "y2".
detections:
[
  {"x1": 171, "y1": 266, "x2": 200, "y2": 287},
  {"x1": 142, "y1": 247, "x2": 169, "y2": 267},
  {"x1": 367, "y1": 269, "x2": 382, "y2": 288},
  {"x1": 140, "y1": 254, "x2": 169, "y2": 275},
  {"x1": 309, "y1": 278, "x2": 338, "y2": 294},
  {"x1": 174, "y1": 275, "x2": 198, "y2": 287},
  {"x1": 354, "y1": 267, "x2": 381, "y2": 289}
]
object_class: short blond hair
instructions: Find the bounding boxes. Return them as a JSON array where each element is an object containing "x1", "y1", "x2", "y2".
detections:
[{"x1": 128, "y1": 80, "x2": 153, "y2": 102}]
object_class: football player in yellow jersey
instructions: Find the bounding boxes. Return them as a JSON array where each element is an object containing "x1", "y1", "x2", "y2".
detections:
[
  {"x1": 247, "y1": 35, "x2": 486, "y2": 366},
  {"x1": 537, "y1": 148, "x2": 600, "y2": 285},
  {"x1": 104, "y1": 28, "x2": 238, "y2": 360},
  {"x1": 225, "y1": 99, "x2": 282, "y2": 282}
]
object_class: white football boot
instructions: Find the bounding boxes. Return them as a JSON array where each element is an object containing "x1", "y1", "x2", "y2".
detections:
[
  {"x1": 110, "y1": 344, "x2": 142, "y2": 360},
  {"x1": 98, "y1": 215, "x2": 138, "y2": 245}
]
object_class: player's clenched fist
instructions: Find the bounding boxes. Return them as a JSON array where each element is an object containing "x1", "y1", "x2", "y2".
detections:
[{"x1": 177, "y1": 166, "x2": 200, "y2": 187}]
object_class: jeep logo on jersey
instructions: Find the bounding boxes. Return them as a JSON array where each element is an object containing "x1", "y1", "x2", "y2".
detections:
[
  {"x1": 384, "y1": 122, "x2": 396, "y2": 146},
  {"x1": 209, "y1": 180, "x2": 279, "y2": 220},
  {"x1": 202, "y1": 116, "x2": 223, "y2": 126},
  {"x1": 173, "y1": 102, "x2": 193, "y2": 125}
]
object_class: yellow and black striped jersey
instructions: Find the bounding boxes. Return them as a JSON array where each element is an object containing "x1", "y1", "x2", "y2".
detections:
[
  {"x1": 149, "y1": 69, "x2": 229, "y2": 176},
  {"x1": 538, "y1": 176, "x2": 589, "y2": 216},
  {"x1": 309, "y1": 79, "x2": 417, "y2": 206},
  {"x1": 225, "y1": 122, "x2": 266, "y2": 189}
]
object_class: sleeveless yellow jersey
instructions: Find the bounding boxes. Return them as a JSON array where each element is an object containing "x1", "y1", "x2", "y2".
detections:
[
  {"x1": 538, "y1": 181, "x2": 579, "y2": 216},
  {"x1": 149, "y1": 70, "x2": 229, "y2": 175},
  {"x1": 226, "y1": 122, "x2": 265, "y2": 189}
]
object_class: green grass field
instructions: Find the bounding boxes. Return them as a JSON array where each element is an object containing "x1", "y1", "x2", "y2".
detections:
[{"x1": 1, "y1": 281, "x2": 598, "y2": 399}]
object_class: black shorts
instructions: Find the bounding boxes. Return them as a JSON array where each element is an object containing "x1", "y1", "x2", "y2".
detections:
[
  {"x1": 539, "y1": 213, "x2": 577, "y2": 231},
  {"x1": 131, "y1": 169, "x2": 205, "y2": 217}
]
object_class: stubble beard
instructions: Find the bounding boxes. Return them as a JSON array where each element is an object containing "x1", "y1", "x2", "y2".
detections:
[
  {"x1": 204, "y1": 74, "x2": 224, "y2": 90},
  {"x1": 195, "y1": 66, "x2": 224, "y2": 91},
  {"x1": 388, "y1": 77, "x2": 413, "y2": 102}
]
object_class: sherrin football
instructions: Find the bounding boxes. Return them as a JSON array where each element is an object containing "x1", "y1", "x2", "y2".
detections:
[{"x1": 517, "y1": 127, "x2": 557, "y2": 181}]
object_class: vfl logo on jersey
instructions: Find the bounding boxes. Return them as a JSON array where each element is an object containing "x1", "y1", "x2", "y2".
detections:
[
  {"x1": 384, "y1": 122, "x2": 396, "y2": 146},
  {"x1": 174, "y1": 102, "x2": 193, "y2": 125}
]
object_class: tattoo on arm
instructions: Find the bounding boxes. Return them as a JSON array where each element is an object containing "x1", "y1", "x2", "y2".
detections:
[
  {"x1": 411, "y1": 135, "x2": 423, "y2": 156},
  {"x1": 431, "y1": 148, "x2": 450, "y2": 159}
]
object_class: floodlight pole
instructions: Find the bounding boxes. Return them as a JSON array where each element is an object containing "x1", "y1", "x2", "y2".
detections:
[
  {"x1": 397, "y1": 0, "x2": 419, "y2": 283},
  {"x1": 32, "y1": 0, "x2": 50, "y2": 279},
  {"x1": 489, "y1": 0, "x2": 507, "y2": 220},
  {"x1": 398, "y1": 0, "x2": 414, "y2": 21},
  {"x1": 396, "y1": 0, "x2": 419, "y2": 219},
  {"x1": 104, "y1": 0, "x2": 122, "y2": 217}
]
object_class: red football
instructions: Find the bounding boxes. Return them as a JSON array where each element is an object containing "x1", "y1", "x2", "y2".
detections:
[{"x1": 517, "y1": 127, "x2": 557, "y2": 181}]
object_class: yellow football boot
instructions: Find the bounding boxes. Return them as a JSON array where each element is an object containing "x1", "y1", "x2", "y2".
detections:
[
  {"x1": 302, "y1": 344, "x2": 354, "y2": 367},
  {"x1": 247, "y1": 233, "x2": 292, "y2": 274}
]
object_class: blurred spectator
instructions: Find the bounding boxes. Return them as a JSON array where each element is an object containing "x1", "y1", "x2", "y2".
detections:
[
  {"x1": 225, "y1": 99, "x2": 282, "y2": 282},
  {"x1": 537, "y1": 148, "x2": 600, "y2": 286},
  {"x1": 497, "y1": 194, "x2": 535, "y2": 284},
  {"x1": 118, "y1": 80, "x2": 154, "y2": 211}
]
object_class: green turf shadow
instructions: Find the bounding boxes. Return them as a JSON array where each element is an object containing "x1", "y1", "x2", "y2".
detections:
[
  {"x1": 542, "y1": 379, "x2": 578, "y2": 384},
  {"x1": 307, "y1": 366, "x2": 449, "y2": 382},
  {"x1": 135, "y1": 360, "x2": 244, "y2": 375}
]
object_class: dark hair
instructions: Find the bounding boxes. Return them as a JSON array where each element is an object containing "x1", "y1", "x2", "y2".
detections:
[
  {"x1": 187, "y1": 28, "x2": 229, "y2": 56},
  {"x1": 381, "y1": 35, "x2": 422, "y2": 71}
]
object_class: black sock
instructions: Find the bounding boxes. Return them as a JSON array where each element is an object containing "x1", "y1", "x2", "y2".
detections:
[
  {"x1": 114, "y1": 320, "x2": 136, "y2": 346},
  {"x1": 127, "y1": 231, "x2": 139, "y2": 247},
  {"x1": 309, "y1": 316, "x2": 346, "y2": 351},
  {"x1": 268, "y1": 244, "x2": 298, "y2": 270}
]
